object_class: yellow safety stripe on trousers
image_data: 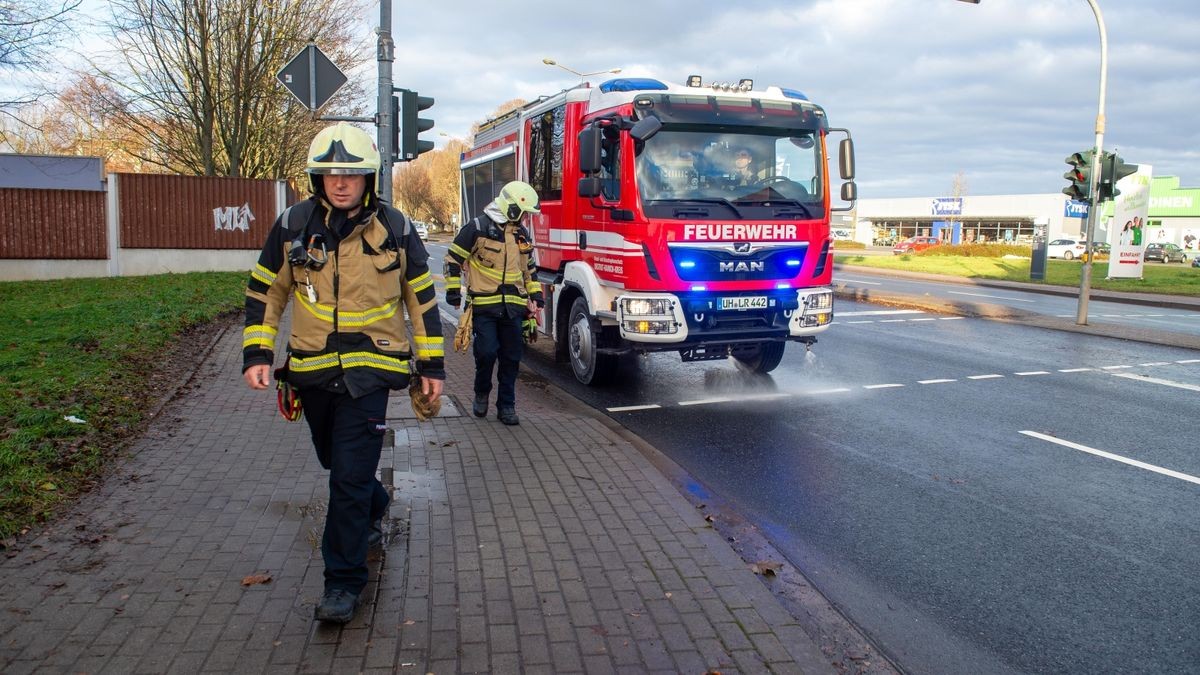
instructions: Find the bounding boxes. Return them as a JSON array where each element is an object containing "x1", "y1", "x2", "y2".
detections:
[
  {"x1": 468, "y1": 259, "x2": 507, "y2": 282},
  {"x1": 294, "y1": 290, "x2": 399, "y2": 328},
  {"x1": 243, "y1": 324, "x2": 278, "y2": 349},
  {"x1": 290, "y1": 351, "x2": 412, "y2": 374},
  {"x1": 470, "y1": 294, "x2": 529, "y2": 307},
  {"x1": 449, "y1": 242, "x2": 471, "y2": 259},
  {"x1": 251, "y1": 263, "x2": 277, "y2": 286},
  {"x1": 413, "y1": 335, "x2": 444, "y2": 359},
  {"x1": 408, "y1": 271, "x2": 434, "y2": 294}
]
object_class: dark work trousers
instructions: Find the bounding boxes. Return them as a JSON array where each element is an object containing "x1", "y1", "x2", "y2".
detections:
[
  {"x1": 472, "y1": 309, "x2": 524, "y2": 409},
  {"x1": 297, "y1": 386, "x2": 390, "y2": 594}
]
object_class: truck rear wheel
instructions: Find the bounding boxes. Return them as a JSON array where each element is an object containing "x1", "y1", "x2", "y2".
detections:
[
  {"x1": 567, "y1": 297, "x2": 616, "y2": 385},
  {"x1": 733, "y1": 341, "x2": 786, "y2": 374}
]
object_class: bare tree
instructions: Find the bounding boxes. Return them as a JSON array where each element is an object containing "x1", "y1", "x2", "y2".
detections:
[
  {"x1": 85, "y1": 0, "x2": 368, "y2": 178},
  {"x1": 0, "y1": 0, "x2": 81, "y2": 112}
]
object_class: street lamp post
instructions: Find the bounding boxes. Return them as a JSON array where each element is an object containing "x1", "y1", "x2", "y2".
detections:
[
  {"x1": 541, "y1": 58, "x2": 621, "y2": 81},
  {"x1": 959, "y1": 0, "x2": 1108, "y2": 325}
]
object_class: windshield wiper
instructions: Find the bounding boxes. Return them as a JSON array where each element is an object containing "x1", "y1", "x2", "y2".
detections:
[{"x1": 665, "y1": 198, "x2": 745, "y2": 218}]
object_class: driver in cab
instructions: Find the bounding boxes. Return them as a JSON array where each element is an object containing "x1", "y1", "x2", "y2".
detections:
[{"x1": 729, "y1": 147, "x2": 757, "y2": 187}]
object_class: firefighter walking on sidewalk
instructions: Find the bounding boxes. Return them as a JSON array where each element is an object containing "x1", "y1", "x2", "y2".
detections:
[
  {"x1": 241, "y1": 122, "x2": 444, "y2": 624},
  {"x1": 444, "y1": 181, "x2": 543, "y2": 425}
]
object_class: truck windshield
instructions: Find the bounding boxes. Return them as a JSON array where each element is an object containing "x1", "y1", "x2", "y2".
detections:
[{"x1": 635, "y1": 129, "x2": 823, "y2": 220}]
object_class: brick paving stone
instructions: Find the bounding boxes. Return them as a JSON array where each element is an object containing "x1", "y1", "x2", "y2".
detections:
[{"x1": 0, "y1": 315, "x2": 832, "y2": 675}]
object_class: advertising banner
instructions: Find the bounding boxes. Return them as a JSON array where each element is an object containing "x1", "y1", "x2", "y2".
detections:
[{"x1": 1106, "y1": 164, "x2": 1153, "y2": 279}]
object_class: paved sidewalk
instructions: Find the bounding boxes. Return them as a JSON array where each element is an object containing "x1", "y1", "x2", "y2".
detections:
[{"x1": 0, "y1": 318, "x2": 832, "y2": 674}]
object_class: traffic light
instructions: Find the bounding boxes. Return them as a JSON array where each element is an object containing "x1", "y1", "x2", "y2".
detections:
[
  {"x1": 1097, "y1": 151, "x2": 1137, "y2": 202},
  {"x1": 395, "y1": 88, "x2": 435, "y2": 161},
  {"x1": 1062, "y1": 149, "x2": 1094, "y2": 202}
]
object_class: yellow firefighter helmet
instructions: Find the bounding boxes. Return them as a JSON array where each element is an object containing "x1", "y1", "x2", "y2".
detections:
[{"x1": 496, "y1": 181, "x2": 541, "y2": 221}]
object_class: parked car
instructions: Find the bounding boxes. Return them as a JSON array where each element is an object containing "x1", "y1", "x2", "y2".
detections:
[
  {"x1": 1192, "y1": 255, "x2": 1200, "y2": 269},
  {"x1": 1144, "y1": 242, "x2": 1188, "y2": 263},
  {"x1": 892, "y1": 236, "x2": 940, "y2": 255},
  {"x1": 413, "y1": 220, "x2": 429, "y2": 240},
  {"x1": 1046, "y1": 238, "x2": 1087, "y2": 260}
]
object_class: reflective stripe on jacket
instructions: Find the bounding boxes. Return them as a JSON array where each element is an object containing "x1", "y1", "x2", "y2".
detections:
[
  {"x1": 443, "y1": 216, "x2": 542, "y2": 316},
  {"x1": 242, "y1": 198, "x2": 444, "y2": 397}
]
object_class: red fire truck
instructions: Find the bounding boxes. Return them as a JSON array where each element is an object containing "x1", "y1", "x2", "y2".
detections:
[{"x1": 459, "y1": 76, "x2": 856, "y2": 385}]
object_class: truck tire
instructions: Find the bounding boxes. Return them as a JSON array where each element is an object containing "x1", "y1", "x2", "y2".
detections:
[
  {"x1": 567, "y1": 297, "x2": 616, "y2": 385},
  {"x1": 734, "y1": 341, "x2": 786, "y2": 374}
]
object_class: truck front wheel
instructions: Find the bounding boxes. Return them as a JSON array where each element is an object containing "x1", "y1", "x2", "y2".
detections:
[
  {"x1": 733, "y1": 341, "x2": 786, "y2": 374},
  {"x1": 567, "y1": 297, "x2": 616, "y2": 385}
]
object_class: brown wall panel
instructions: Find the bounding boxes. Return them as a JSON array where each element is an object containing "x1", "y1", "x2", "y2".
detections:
[
  {"x1": 118, "y1": 174, "x2": 278, "y2": 249},
  {"x1": 0, "y1": 189, "x2": 106, "y2": 259}
]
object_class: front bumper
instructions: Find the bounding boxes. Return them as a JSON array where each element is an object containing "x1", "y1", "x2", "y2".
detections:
[{"x1": 614, "y1": 287, "x2": 833, "y2": 347}]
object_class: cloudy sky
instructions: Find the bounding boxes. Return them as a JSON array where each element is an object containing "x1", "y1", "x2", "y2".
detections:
[{"x1": 58, "y1": 0, "x2": 1200, "y2": 198}]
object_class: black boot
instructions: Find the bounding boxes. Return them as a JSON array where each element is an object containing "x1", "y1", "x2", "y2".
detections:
[
  {"x1": 472, "y1": 393, "x2": 488, "y2": 418},
  {"x1": 315, "y1": 588, "x2": 359, "y2": 624},
  {"x1": 368, "y1": 518, "x2": 383, "y2": 548},
  {"x1": 497, "y1": 406, "x2": 519, "y2": 426}
]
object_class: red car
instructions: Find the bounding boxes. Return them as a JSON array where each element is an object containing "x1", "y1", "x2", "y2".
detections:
[{"x1": 893, "y1": 236, "x2": 941, "y2": 255}]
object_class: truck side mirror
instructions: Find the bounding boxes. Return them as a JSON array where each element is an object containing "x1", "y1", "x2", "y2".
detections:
[
  {"x1": 578, "y1": 127, "x2": 601, "y2": 175},
  {"x1": 629, "y1": 116, "x2": 662, "y2": 142},
  {"x1": 840, "y1": 182, "x2": 857, "y2": 201},
  {"x1": 839, "y1": 138, "x2": 855, "y2": 180},
  {"x1": 578, "y1": 177, "x2": 602, "y2": 198}
]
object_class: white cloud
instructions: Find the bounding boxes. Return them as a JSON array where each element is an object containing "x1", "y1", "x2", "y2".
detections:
[{"x1": 16, "y1": 0, "x2": 1200, "y2": 198}]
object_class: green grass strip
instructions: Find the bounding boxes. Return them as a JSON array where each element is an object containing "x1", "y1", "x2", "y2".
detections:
[{"x1": 0, "y1": 272, "x2": 245, "y2": 542}]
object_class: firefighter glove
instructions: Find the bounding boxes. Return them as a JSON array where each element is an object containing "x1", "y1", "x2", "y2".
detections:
[
  {"x1": 445, "y1": 289, "x2": 461, "y2": 309},
  {"x1": 522, "y1": 314, "x2": 538, "y2": 344},
  {"x1": 409, "y1": 377, "x2": 441, "y2": 422},
  {"x1": 454, "y1": 305, "x2": 473, "y2": 354}
]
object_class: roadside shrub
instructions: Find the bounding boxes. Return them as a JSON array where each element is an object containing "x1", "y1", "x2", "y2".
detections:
[
  {"x1": 834, "y1": 240, "x2": 866, "y2": 250},
  {"x1": 917, "y1": 243, "x2": 1031, "y2": 258}
]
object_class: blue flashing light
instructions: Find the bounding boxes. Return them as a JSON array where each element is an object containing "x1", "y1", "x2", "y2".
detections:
[
  {"x1": 679, "y1": 260, "x2": 696, "y2": 269},
  {"x1": 776, "y1": 283, "x2": 792, "y2": 289},
  {"x1": 786, "y1": 259, "x2": 801, "y2": 267},
  {"x1": 780, "y1": 87, "x2": 809, "y2": 101},
  {"x1": 598, "y1": 78, "x2": 669, "y2": 93},
  {"x1": 690, "y1": 285, "x2": 707, "y2": 292}
]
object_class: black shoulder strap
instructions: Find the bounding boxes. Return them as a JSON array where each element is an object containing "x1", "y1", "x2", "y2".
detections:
[
  {"x1": 280, "y1": 200, "x2": 318, "y2": 239},
  {"x1": 377, "y1": 205, "x2": 411, "y2": 248}
]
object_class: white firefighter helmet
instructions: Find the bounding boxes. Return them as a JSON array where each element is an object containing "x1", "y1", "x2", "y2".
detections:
[{"x1": 496, "y1": 181, "x2": 541, "y2": 221}]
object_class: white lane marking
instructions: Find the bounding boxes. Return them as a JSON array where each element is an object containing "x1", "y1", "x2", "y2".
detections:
[
  {"x1": 1179, "y1": 359, "x2": 1200, "y2": 364},
  {"x1": 679, "y1": 397, "x2": 733, "y2": 407},
  {"x1": 844, "y1": 320, "x2": 877, "y2": 324},
  {"x1": 939, "y1": 317, "x2": 965, "y2": 321},
  {"x1": 879, "y1": 319, "x2": 909, "y2": 323},
  {"x1": 837, "y1": 277, "x2": 883, "y2": 285},
  {"x1": 968, "y1": 374, "x2": 1004, "y2": 380},
  {"x1": 1020, "y1": 431, "x2": 1200, "y2": 486},
  {"x1": 918, "y1": 378, "x2": 956, "y2": 384},
  {"x1": 1101, "y1": 365, "x2": 1133, "y2": 370},
  {"x1": 809, "y1": 388, "x2": 851, "y2": 395},
  {"x1": 948, "y1": 291, "x2": 1037, "y2": 303},
  {"x1": 607, "y1": 404, "x2": 661, "y2": 412},
  {"x1": 1111, "y1": 373, "x2": 1200, "y2": 392},
  {"x1": 837, "y1": 309, "x2": 925, "y2": 316},
  {"x1": 863, "y1": 383, "x2": 905, "y2": 389},
  {"x1": 744, "y1": 392, "x2": 793, "y2": 401},
  {"x1": 1015, "y1": 371, "x2": 1050, "y2": 376},
  {"x1": 1059, "y1": 368, "x2": 1092, "y2": 373},
  {"x1": 1139, "y1": 362, "x2": 1170, "y2": 367},
  {"x1": 910, "y1": 318, "x2": 939, "y2": 322}
]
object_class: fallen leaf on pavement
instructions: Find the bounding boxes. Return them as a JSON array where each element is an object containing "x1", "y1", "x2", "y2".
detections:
[
  {"x1": 749, "y1": 561, "x2": 783, "y2": 577},
  {"x1": 241, "y1": 573, "x2": 272, "y2": 586}
]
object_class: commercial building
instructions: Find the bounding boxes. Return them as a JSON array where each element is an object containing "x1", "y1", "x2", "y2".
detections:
[{"x1": 844, "y1": 176, "x2": 1200, "y2": 252}]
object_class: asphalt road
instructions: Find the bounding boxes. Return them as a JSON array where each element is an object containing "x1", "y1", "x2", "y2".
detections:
[{"x1": 425, "y1": 240, "x2": 1200, "y2": 673}]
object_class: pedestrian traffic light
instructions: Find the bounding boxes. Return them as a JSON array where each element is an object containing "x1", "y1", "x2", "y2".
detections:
[
  {"x1": 1097, "y1": 151, "x2": 1137, "y2": 202},
  {"x1": 1062, "y1": 150, "x2": 1094, "y2": 202},
  {"x1": 395, "y1": 88, "x2": 435, "y2": 161}
]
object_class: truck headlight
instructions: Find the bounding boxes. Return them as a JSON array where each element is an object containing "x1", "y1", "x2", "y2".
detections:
[
  {"x1": 623, "y1": 320, "x2": 678, "y2": 334},
  {"x1": 805, "y1": 292, "x2": 833, "y2": 310},
  {"x1": 622, "y1": 298, "x2": 673, "y2": 316}
]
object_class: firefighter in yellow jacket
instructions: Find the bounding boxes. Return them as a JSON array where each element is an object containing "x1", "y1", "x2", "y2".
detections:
[
  {"x1": 444, "y1": 181, "x2": 543, "y2": 425},
  {"x1": 242, "y1": 122, "x2": 444, "y2": 624}
]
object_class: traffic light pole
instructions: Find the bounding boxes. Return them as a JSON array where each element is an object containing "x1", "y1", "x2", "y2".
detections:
[
  {"x1": 1075, "y1": 0, "x2": 1108, "y2": 326},
  {"x1": 376, "y1": 0, "x2": 395, "y2": 203}
]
